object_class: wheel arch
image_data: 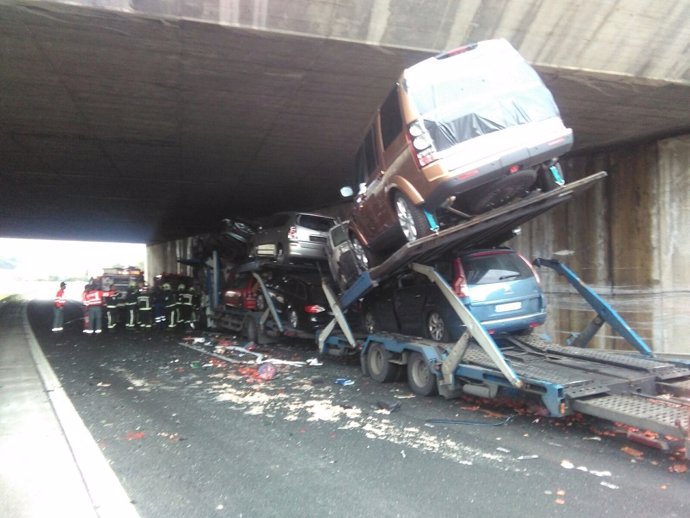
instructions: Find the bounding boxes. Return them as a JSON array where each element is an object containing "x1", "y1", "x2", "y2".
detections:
[{"x1": 386, "y1": 178, "x2": 424, "y2": 207}]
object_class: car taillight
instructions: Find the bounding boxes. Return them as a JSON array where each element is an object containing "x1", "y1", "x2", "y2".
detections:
[
  {"x1": 408, "y1": 120, "x2": 438, "y2": 167},
  {"x1": 452, "y1": 258, "x2": 469, "y2": 298},
  {"x1": 288, "y1": 225, "x2": 298, "y2": 241},
  {"x1": 519, "y1": 253, "x2": 541, "y2": 286},
  {"x1": 304, "y1": 305, "x2": 325, "y2": 314}
]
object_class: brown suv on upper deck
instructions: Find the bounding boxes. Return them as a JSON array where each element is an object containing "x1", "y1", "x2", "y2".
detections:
[{"x1": 342, "y1": 39, "x2": 573, "y2": 266}]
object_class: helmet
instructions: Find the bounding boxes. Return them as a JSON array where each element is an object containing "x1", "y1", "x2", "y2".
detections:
[
  {"x1": 178, "y1": 284, "x2": 186, "y2": 291},
  {"x1": 60, "y1": 282, "x2": 66, "y2": 288},
  {"x1": 163, "y1": 283, "x2": 171, "y2": 290}
]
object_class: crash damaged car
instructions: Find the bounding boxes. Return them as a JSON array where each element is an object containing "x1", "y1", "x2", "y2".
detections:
[
  {"x1": 361, "y1": 248, "x2": 546, "y2": 341},
  {"x1": 342, "y1": 38, "x2": 572, "y2": 266},
  {"x1": 250, "y1": 212, "x2": 336, "y2": 264}
]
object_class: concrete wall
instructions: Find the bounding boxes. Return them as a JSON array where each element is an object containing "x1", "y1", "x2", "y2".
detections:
[
  {"x1": 511, "y1": 134, "x2": 690, "y2": 353},
  {"x1": 146, "y1": 238, "x2": 196, "y2": 285}
]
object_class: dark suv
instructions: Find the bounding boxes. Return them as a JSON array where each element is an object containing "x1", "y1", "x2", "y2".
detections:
[
  {"x1": 361, "y1": 248, "x2": 546, "y2": 341},
  {"x1": 342, "y1": 39, "x2": 572, "y2": 264},
  {"x1": 257, "y1": 273, "x2": 330, "y2": 332}
]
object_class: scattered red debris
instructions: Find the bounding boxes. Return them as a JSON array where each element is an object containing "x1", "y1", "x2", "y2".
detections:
[
  {"x1": 626, "y1": 430, "x2": 669, "y2": 451},
  {"x1": 127, "y1": 431, "x2": 146, "y2": 440},
  {"x1": 209, "y1": 358, "x2": 227, "y2": 368},
  {"x1": 621, "y1": 445, "x2": 644, "y2": 458}
]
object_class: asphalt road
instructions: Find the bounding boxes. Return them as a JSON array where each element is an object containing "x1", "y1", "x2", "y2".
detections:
[{"x1": 29, "y1": 300, "x2": 689, "y2": 518}]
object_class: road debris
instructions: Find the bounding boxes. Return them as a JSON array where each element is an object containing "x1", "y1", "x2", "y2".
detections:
[
  {"x1": 258, "y1": 362, "x2": 277, "y2": 381},
  {"x1": 621, "y1": 445, "x2": 644, "y2": 458},
  {"x1": 600, "y1": 481, "x2": 619, "y2": 489},
  {"x1": 626, "y1": 430, "x2": 670, "y2": 451},
  {"x1": 425, "y1": 415, "x2": 515, "y2": 427},
  {"x1": 335, "y1": 378, "x2": 354, "y2": 386},
  {"x1": 376, "y1": 400, "x2": 402, "y2": 412}
]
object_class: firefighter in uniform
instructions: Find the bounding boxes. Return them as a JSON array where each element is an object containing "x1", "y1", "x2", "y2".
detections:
[
  {"x1": 52, "y1": 281, "x2": 67, "y2": 332},
  {"x1": 137, "y1": 282, "x2": 153, "y2": 328},
  {"x1": 103, "y1": 280, "x2": 119, "y2": 330},
  {"x1": 163, "y1": 283, "x2": 177, "y2": 329},
  {"x1": 152, "y1": 285, "x2": 166, "y2": 329},
  {"x1": 177, "y1": 283, "x2": 193, "y2": 328},
  {"x1": 189, "y1": 286, "x2": 201, "y2": 329},
  {"x1": 124, "y1": 283, "x2": 138, "y2": 329},
  {"x1": 82, "y1": 282, "x2": 112, "y2": 334}
]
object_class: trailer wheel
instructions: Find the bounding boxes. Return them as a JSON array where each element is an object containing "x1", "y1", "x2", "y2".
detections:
[
  {"x1": 394, "y1": 192, "x2": 432, "y2": 243},
  {"x1": 366, "y1": 343, "x2": 399, "y2": 383},
  {"x1": 407, "y1": 352, "x2": 437, "y2": 396},
  {"x1": 244, "y1": 317, "x2": 258, "y2": 343}
]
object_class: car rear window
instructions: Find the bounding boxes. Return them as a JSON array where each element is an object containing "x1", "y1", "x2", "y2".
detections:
[
  {"x1": 330, "y1": 224, "x2": 349, "y2": 246},
  {"x1": 462, "y1": 252, "x2": 532, "y2": 285},
  {"x1": 297, "y1": 214, "x2": 335, "y2": 232}
]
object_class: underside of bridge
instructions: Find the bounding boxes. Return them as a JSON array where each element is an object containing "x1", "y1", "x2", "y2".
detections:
[{"x1": 1, "y1": 0, "x2": 689, "y2": 244}]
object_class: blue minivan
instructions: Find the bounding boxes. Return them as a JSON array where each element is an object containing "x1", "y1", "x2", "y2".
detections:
[{"x1": 361, "y1": 248, "x2": 546, "y2": 341}]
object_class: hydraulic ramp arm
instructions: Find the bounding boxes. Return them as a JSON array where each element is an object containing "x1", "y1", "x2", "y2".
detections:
[{"x1": 533, "y1": 258, "x2": 654, "y2": 357}]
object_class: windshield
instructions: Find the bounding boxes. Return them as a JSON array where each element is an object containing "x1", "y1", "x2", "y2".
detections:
[
  {"x1": 297, "y1": 214, "x2": 335, "y2": 232},
  {"x1": 463, "y1": 251, "x2": 533, "y2": 285},
  {"x1": 403, "y1": 40, "x2": 560, "y2": 152}
]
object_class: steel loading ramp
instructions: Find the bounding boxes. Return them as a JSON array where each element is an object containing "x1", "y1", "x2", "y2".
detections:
[
  {"x1": 338, "y1": 171, "x2": 607, "y2": 309},
  {"x1": 447, "y1": 336, "x2": 690, "y2": 451}
]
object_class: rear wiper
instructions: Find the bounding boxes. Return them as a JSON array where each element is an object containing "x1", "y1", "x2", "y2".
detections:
[{"x1": 499, "y1": 274, "x2": 521, "y2": 281}]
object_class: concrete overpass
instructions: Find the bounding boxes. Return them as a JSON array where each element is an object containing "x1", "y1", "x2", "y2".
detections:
[{"x1": 2, "y1": 0, "x2": 689, "y2": 245}]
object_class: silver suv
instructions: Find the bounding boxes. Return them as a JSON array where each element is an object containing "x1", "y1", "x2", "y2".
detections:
[{"x1": 250, "y1": 212, "x2": 336, "y2": 264}]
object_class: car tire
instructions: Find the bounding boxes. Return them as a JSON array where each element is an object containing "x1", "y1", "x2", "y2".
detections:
[
  {"x1": 363, "y1": 309, "x2": 377, "y2": 334},
  {"x1": 350, "y1": 234, "x2": 373, "y2": 269},
  {"x1": 287, "y1": 308, "x2": 299, "y2": 329},
  {"x1": 366, "y1": 343, "x2": 400, "y2": 383},
  {"x1": 394, "y1": 192, "x2": 432, "y2": 243},
  {"x1": 426, "y1": 311, "x2": 450, "y2": 342},
  {"x1": 407, "y1": 352, "x2": 437, "y2": 396},
  {"x1": 537, "y1": 162, "x2": 565, "y2": 192}
]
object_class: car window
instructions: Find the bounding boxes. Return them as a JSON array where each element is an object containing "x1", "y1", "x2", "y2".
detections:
[
  {"x1": 462, "y1": 252, "x2": 532, "y2": 285},
  {"x1": 354, "y1": 127, "x2": 378, "y2": 186},
  {"x1": 380, "y1": 86, "x2": 403, "y2": 149},
  {"x1": 297, "y1": 214, "x2": 335, "y2": 231},
  {"x1": 330, "y1": 224, "x2": 349, "y2": 246}
]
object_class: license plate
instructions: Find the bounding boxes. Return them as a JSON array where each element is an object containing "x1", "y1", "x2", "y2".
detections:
[{"x1": 496, "y1": 301, "x2": 522, "y2": 313}]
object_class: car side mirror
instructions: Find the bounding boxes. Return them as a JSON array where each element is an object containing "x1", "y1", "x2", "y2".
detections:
[{"x1": 340, "y1": 186, "x2": 354, "y2": 198}]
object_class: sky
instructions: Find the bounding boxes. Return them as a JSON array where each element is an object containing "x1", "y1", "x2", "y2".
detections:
[{"x1": 0, "y1": 238, "x2": 146, "y2": 281}]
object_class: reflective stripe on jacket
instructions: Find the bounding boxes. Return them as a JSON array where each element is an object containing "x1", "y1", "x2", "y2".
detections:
[{"x1": 55, "y1": 288, "x2": 66, "y2": 308}]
